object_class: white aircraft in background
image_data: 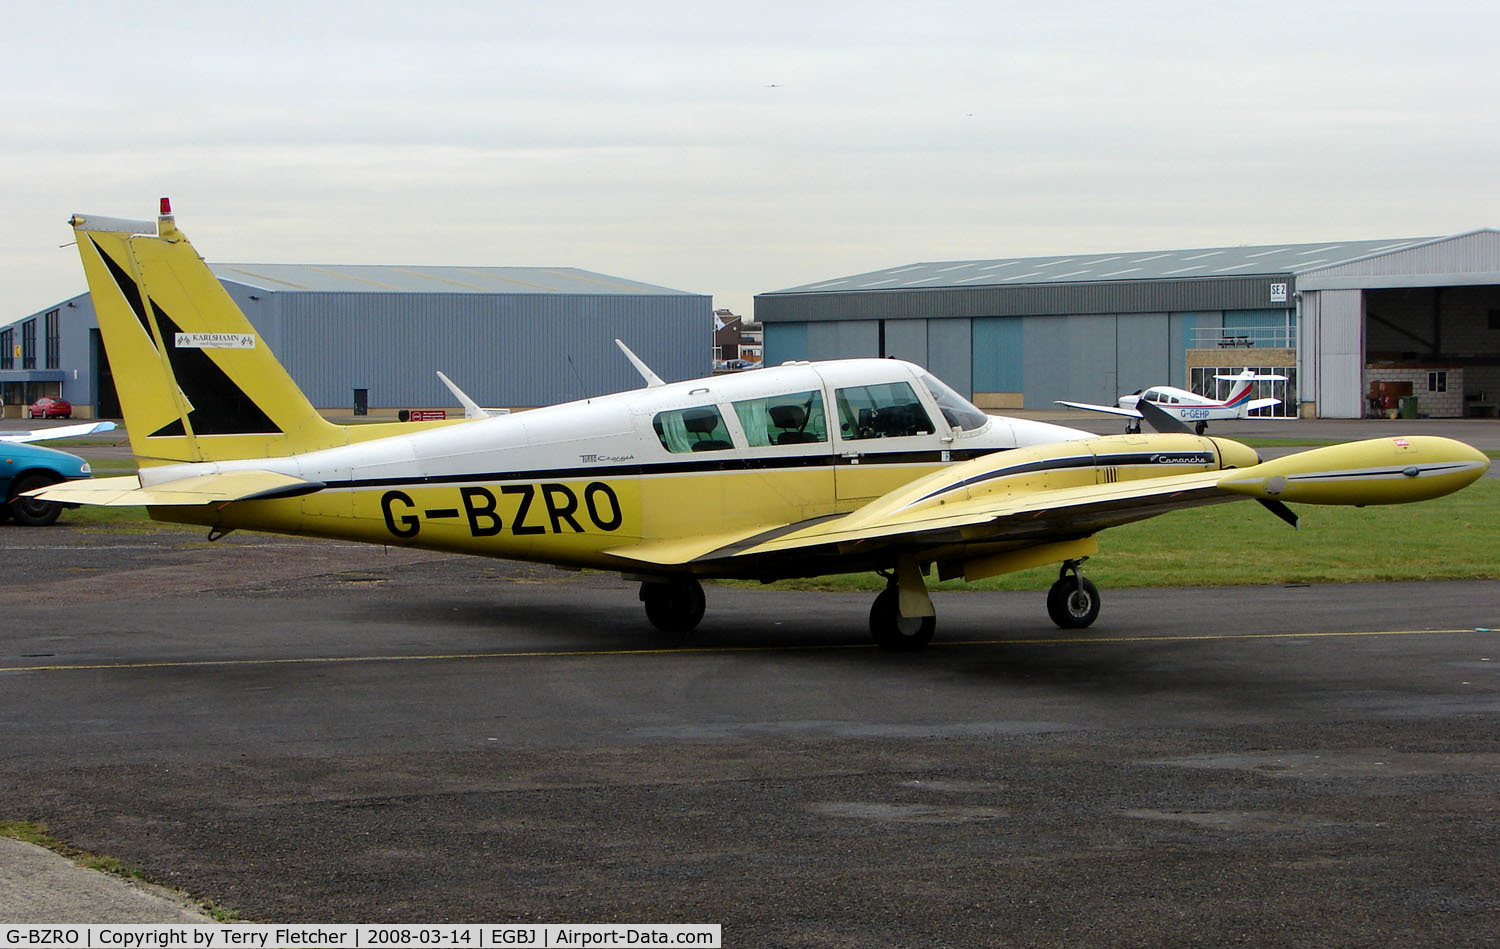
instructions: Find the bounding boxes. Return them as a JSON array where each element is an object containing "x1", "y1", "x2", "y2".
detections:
[
  {"x1": 1057, "y1": 370, "x2": 1287, "y2": 434},
  {"x1": 0, "y1": 421, "x2": 117, "y2": 444}
]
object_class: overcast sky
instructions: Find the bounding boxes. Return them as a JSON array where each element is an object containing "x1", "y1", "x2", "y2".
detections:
[{"x1": 4, "y1": 0, "x2": 1496, "y2": 321}]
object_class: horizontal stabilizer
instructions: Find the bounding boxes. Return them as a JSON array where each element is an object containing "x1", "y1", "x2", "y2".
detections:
[
  {"x1": 1244, "y1": 398, "x2": 1281, "y2": 412},
  {"x1": 27, "y1": 469, "x2": 324, "y2": 506}
]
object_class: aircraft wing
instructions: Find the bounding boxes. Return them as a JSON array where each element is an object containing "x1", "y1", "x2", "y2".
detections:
[
  {"x1": 604, "y1": 435, "x2": 1489, "y2": 579},
  {"x1": 1053, "y1": 400, "x2": 1143, "y2": 419},
  {"x1": 606, "y1": 471, "x2": 1228, "y2": 575},
  {"x1": 0, "y1": 421, "x2": 118, "y2": 444},
  {"x1": 27, "y1": 469, "x2": 324, "y2": 506}
]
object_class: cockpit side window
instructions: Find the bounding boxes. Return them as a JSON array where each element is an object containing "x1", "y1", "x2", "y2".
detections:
[
  {"x1": 732, "y1": 390, "x2": 828, "y2": 447},
  {"x1": 917, "y1": 371, "x2": 990, "y2": 431},
  {"x1": 653, "y1": 405, "x2": 733, "y2": 453},
  {"x1": 834, "y1": 381, "x2": 935, "y2": 440}
]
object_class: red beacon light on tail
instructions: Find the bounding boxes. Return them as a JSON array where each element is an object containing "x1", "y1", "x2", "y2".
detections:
[{"x1": 157, "y1": 196, "x2": 180, "y2": 240}]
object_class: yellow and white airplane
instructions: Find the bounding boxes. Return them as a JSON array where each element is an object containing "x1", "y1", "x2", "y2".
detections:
[{"x1": 32, "y1": 202, "x2": 1491, "y2": 650}]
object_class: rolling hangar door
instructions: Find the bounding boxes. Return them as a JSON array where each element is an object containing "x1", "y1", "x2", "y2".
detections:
[{"x1": 1297, "y1": 230, "x2": 1500, "y2": 418}]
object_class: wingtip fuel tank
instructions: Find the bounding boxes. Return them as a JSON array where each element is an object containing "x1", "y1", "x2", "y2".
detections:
[{"x1": 1217, "y1": 436, "x2": 1489, "y2": 506}]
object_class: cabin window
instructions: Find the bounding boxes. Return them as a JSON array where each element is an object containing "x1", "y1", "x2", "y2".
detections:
[
  {"x1": 653, "y1": 405, "x2": 734, "y2": 453},
  {"x1": 834, "y1": 381, "x2": 934, "y2": 440},
  {"x1": 917, "y1": 371, "x2": 989, "y2": 431},
  {"x1": 731, "y1": 390, "x2": 828, "y2": 447}
]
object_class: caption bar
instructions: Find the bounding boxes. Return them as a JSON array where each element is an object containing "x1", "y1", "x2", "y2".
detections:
[{"x1": 0, "y1": 925, "x2": 720, "y2": 949}]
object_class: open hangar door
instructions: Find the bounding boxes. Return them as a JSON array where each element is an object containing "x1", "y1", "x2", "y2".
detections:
[{"x1": 1363, "y1": 284, "x2": 1500, "y2": 417}]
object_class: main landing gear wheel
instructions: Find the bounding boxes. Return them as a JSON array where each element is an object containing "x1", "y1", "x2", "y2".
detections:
[
  {"x1": 640, "y1": 577, "x2": 706, "y2": 638},
  {"x1": 1046, "y1": 559, "x2": 1100, "y2": 629},
  {"x1": 869, "y1": 585, "x2": 935, "y2": 652},
  {"x1": 1194, "y1": 421, "x2": 1208, "y2": 435}
]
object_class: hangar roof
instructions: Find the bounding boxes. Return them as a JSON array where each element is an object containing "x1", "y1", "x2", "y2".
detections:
[
  {"x1": 208, "y1": 263, "x2": 696, "y2": 296},
  {"x1": 773, "y1": 237, "x2": 1435, "y2": 294}
]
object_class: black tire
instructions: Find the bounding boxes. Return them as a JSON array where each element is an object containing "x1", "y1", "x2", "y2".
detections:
[
  {"x1": 8, "y1": 472, "x2": 63, "y2": 527},
  {"x1": 640, "y1": 578, "x2": 706, "y2": 637},
  {"x1": 1194, "y1": 421, "x2": 1207, "y2": 435},
  {"x1": 869, "y1": 586, "x2": 935, "y2": 652},
  {"x1": 1046, "y1": 576, "x2": 1100, "y2": 629}
]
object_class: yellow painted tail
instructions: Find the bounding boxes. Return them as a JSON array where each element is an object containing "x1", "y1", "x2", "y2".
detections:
[{"x1": 72, "y1": 200, "x2": 352, "y2": 464}]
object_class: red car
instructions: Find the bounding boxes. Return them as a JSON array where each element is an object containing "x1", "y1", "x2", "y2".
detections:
[{"x1": 28, "y1": 397, "x2": 72, "y2": 419}]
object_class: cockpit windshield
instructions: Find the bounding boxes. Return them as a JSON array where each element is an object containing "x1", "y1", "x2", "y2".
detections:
[{"x1": 917, "y1": 371, "x2": 990, "y2": 432}]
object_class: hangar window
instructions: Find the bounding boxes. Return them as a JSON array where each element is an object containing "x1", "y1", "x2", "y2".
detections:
[
  {"x1": 732, "y1": 390, "x2": 827, "y2": 446},
  {"x1": 653, "y1": 405, "x2": 734, "y2": 453},
  {"x1": 21, "y1": 319, "x2": 35, "y2": 370},
  {"x1": 44, "y1": 309, "x2": 60, "y2": 369},
  {"x1": 1428, "y1": 371, "x2": 1447, "y2": 393},
  {"x1": 835, "y1": 382, "x2": 935, "y2": 440},
  {"x1": 0, "y1": 329, "x2": 11, "y2": 370}
]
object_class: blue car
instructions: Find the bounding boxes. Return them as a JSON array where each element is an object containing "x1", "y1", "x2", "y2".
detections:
[{"x1": 2, "y1": 441, "x2": 93, "y2": 526}]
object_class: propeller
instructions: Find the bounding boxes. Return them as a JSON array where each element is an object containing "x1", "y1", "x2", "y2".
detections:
[
  {"x1": 1257, "y1": 498, "x2": 1299, "y2": 529},
  {"x1": 1134, "y1": 397, "x2": 1193, "y2": 435}
]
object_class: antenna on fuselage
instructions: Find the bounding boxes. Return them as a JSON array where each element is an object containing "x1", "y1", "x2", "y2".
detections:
[
  {"x1": 436, "y1": 371, "x2": 489, "y2": 419},
  {"x1": 614, "y1": 339, "x2": 665, "y2": 388}
]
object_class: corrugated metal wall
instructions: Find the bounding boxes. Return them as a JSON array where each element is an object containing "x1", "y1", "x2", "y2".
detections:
[
  {"x1": 883, "y1": 320, "x2": 927, "y2": 365},
  {"x1": 926, "y1": 318, "x2": 971, "y2": 398},
  {"x1": 756, "y1": 276, "x2": 1289, "y2": 323},
  {"x1": 805, "y1": 320, "x2": 880, "y2": 361},
  {"x1": 1023, "y1": 314, "x2": 1119, "y2": 407},
  {"x1": 1115, "y1": 312, "x2": 1170, "y2": 395},
  {"x1": 1299, "y1": 230, "x2": 1500, "y2": 285},
  {"x1": 763, "y1": 323, "x2": 807, "y2": 365},
  {"x1": 971, "y1": 317, "x2": 1023, "y2": 394},
  {"x1": 274, "y1": 291, "x2": 709, "y2": 409},
  {"x1": 1314, "y1": 289, "x2": 1364, "y2": 417}
]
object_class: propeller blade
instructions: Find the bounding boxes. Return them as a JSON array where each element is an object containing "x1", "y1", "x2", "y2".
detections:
[
  {"x1": 1257, "y1": 498, "x2": 1300, "y2": 529},
  {"x1": 1135, "y1": 398, "x2": 1193, "y2": 435}
]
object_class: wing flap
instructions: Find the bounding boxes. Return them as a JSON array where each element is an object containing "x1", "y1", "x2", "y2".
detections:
[
  {"x1": 603, "y1": 513, "x2": 849, "y2": 567},
  {"x1": 723, "y1": 471, "x2": 1229, "y2": 561},
  {"x1": 27, "y1": 470, "x2": 323, "y2": 506}
]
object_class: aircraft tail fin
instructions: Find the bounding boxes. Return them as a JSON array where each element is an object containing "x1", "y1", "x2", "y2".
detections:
[
  {"x1": 1214, "y1": 370, "x2": 1288, "y2": 409},
  {"x1": 70, "y1": 200, "x2": 346, "y2": 464}
]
